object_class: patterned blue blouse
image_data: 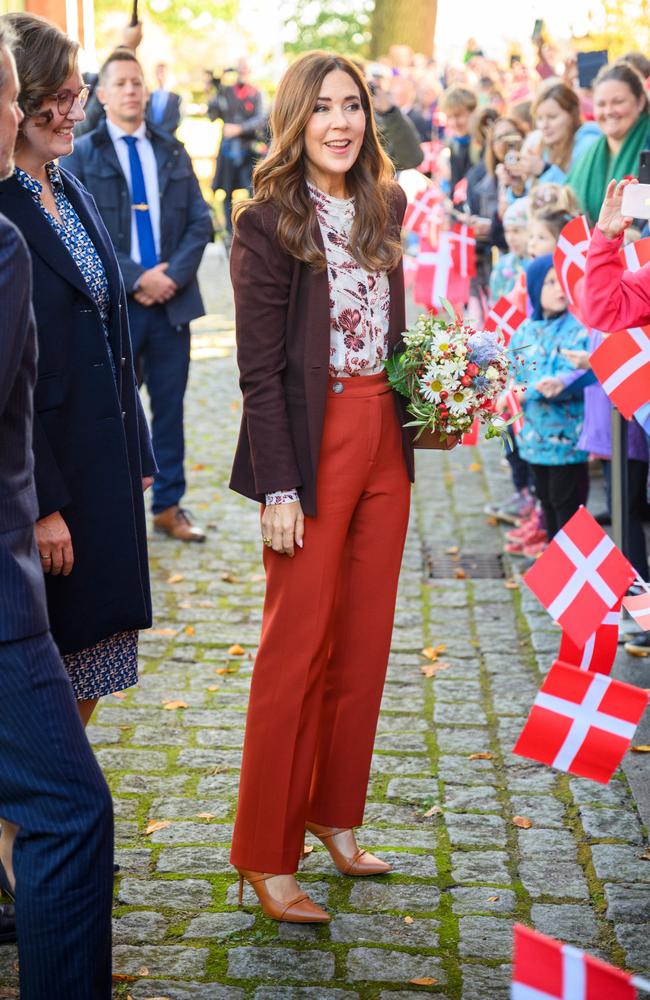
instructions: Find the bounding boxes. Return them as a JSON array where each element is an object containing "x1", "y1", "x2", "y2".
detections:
[{"x1": 15, "y1": 162, "x2": 115, "y2": 374}]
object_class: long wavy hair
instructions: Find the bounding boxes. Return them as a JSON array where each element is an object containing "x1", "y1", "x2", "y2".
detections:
[{"x1": 234, "y1": 51, "x2": 401, "y2": 273}]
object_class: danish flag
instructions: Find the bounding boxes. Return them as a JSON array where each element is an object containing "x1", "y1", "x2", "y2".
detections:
[
  {"x1": 417, "y1": 140, "x2": 443, "y2": 175},
  {"x1": 513, "y1": 660, "x2": 648, "y2": 783},
  {"x1": 402, "y1": 185, "x2": 443, "y2": 237},
  {"x1": 556, "y1": 602, "x2": 621, "y2": 676},
  {"x1": 524, "y1": 506, "x2": 635, "y2": 648},
  {"x1": 590, "y1": 326, "x2": 650, "y2": 421},
  {"x1": 553, "y1": 215, "x2": 592, "y2": 305},
  {"x1": 452, "y1": 176, "x2": 468, "y2": 206},
  {"x1": 461, "y1": 419, "x2": 480, "y2": 446},
  {"x1": 512, "y1": 924, "x2": 644, "y2": 1000},
  {"x1": 622, "y1": 590, "x2": 650, "y2": 631},
  {"x1": 620, "y1": 234, "x2": 650, "y2": 273},
  {"x1": 484, "y1": 296, "x2": 526, "y2": 345},
  {"x1": 414, "y1": 234, "x2": 470, "y2": 311},
  {"x1": 449, "y1": 223, "x2": 476, "y2": 277},
  {"x1": 403, "y1": 254, "x2": 418, "y2": 291}
]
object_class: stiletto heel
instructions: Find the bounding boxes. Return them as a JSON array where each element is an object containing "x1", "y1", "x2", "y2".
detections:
[
  {"x1": 235, "y1": 868, "x2": 330, "y2": 923},
  {"x1": 305, "y1": 822, "x2": 391, "y2": 876}
]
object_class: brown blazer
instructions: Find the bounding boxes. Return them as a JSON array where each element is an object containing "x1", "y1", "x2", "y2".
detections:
[{"x1": 229, "y1": 181, "x2": 414, "y2": 517}]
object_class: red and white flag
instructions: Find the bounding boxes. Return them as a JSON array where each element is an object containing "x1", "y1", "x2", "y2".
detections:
[
  {"x1": 461, "y1": 419, "x2": 480, "y2": 446},
  {"x1": 500, "y1": 383, "x2": 524, "y2": 434},
  {"x1": 449, "y1": 223, "x2": 476, "y2": 278},
  {"x1": 553, "y1": 215, "x2": 592, "y2": 306},
  {"x1": 484, "y1": 296, "x2": 526, "y2": 346},
  {"x1": 620, "y1": 235, "x2": 650, "y2": 273},
  {"x1": 512, "y1": 924, "x2": 640, "y2": 1000},
  {"x1": 402, "y1": 185, "x2": 443, "y2": 237},
  {"x1": 452, "y1": 176, "x2": 468, "y2": 206},
  {"x1": 414, "y1": 234, "x2": 470, "y2": 311},
  {"x1": 590, "y1": 326, "x2": 650, "y2": 421},
  {"x1": 622, "y1": 590, "x2": 650, "y2": 631},
  {"x1": 403, "y1": 254, "x2": 418, "y2": 291},
  {"x1": 556, "y1": 602, "x2": 621, "y2": 676},
  {"x1": 417, "y1": 140, "x2": 443, "y2": 175},
  {"x1": 524, "y1": 506, "x2": 635, "y2": 648},
  {"x1": 513, "y1": 660, "x2": 648, "y2": 783}
]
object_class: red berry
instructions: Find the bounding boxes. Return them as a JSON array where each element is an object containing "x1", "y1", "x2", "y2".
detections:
[
  {"x1": 440, "y1": 390, "x2": 448, "y2": 400},
  {"x1": 461, "y1": 375, "x2": 472, "y2": 387}
]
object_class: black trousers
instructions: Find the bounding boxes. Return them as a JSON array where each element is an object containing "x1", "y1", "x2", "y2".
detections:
[
  {"x1": 530, "y1": 462, "x2": 589, "y2": 539},
  {"x1": 602, "y1": 458, "x2": 649, "y2": 580}
]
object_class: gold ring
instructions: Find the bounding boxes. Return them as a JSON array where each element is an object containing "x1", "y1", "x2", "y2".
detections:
[{"x1": 262, "y1": 537, "x2": 272, "y2": 546}]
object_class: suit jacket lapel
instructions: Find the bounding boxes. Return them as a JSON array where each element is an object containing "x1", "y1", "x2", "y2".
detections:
[{"x1": 60, "y1": 170, "x2": 122, "y2": 305}]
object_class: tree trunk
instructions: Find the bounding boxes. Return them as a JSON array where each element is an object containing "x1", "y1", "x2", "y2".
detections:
[{"x1": 370, "y1": 0, "x2": 437, "y2": 59}]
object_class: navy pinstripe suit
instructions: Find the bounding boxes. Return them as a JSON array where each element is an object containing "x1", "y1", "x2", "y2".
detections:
[{"x1": 0, "y1": 213, "x2": 113, "y2": 998}]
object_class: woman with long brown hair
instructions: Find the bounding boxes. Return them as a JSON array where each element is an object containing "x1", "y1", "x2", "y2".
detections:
[{"x1": 228, "y1": 51, "x2": 451, "y2": 923}]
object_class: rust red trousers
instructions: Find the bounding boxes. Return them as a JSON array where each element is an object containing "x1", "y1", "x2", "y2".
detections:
[{"x1": 230, "y1": 373, "x2": 411, "y2": 873}]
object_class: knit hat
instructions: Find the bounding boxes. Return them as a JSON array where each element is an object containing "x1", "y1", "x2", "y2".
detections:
[
  {"x1": 525, "y1": 254, "x2": 555, "y2": 321},
  {"x1": 503, "y1": 197, "x2": 529, "y2": 229}
]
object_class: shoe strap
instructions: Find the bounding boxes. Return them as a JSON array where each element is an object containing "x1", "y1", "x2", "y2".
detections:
[
  {"x1": 312, "y1": 826, "x2": 352, "y2": 842},
  {"x1": 343, "y1": 848, "x2": 367, "y2": 874},
  {"x1": 281, "y1": 892, "x2": 310, "y2": 918}
]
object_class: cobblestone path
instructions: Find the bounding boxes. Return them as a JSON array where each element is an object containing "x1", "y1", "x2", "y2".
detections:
[{"x1": 1, "y1": 246, "x2": 648, "y2": 999}]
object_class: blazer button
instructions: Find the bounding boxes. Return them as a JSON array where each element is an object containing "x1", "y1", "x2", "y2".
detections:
[
  {"x1": 121, "y1": 356, "x2": 126, "y2": 367},
  {"x1": 332, "y1": 381, "x2": 344, "y2": 394},
  {"x1": 122, "y1": 411, "x2": 126, "y2": 420}
]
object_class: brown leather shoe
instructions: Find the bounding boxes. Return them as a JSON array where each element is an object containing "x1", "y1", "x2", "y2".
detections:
[
  {"x1": 305, "y1": 821, "x2": 391, "y2": 876},
  {"x1": 236, "y1": 869, "x2": 330, "y2": 923},
  {"x1": 153, "y1": 505, "x2": 206, "y2": 543}
]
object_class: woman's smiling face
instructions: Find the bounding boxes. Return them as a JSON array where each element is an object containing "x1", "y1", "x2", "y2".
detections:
[{"x1": 303, "y1": 69, "x2": 366, "y2": 191}]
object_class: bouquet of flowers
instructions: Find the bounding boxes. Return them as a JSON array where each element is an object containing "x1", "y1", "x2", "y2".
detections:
[{"x1": 385, "y1": 303, "x2": 511, "y2": 444}]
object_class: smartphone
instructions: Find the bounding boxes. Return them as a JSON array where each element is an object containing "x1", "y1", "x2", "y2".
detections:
[
  {"x1": 576, "y1": 50, "x2": 608, "y2": 89},
  {"x1": 620, "y1": 150, "x2": 650, "y2": 220},
  {"x1": 504, "y1": 151, "x2": 520, "y2": 167},
  {"x1": 531, "y1": 19, "x2": 544, "y2": 41}
]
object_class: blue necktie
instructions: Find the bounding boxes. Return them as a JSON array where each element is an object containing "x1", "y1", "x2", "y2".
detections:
[{"x1": 121, "y1": 135, "x2": 158, "y2": 269}]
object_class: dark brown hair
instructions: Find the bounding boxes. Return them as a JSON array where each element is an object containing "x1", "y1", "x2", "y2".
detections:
[
  {"x1": 237, "y1": 50, "x2": 401, "y2": 273},
  {"x1": 99, "y1": 47, "x2": 142, "y2": 84},
  {"x1": 4, "y1": 12, "x2": 78, "y2": 127},
  {"x1": 532, "y1": 79, "x2": 582, "y2": 171},
  {"x1": 593, "y1": 59, "x2": 649, "y2": 113}
]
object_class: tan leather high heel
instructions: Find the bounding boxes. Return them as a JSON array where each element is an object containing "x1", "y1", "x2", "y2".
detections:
[
  {"x1": 305, "y1": 822, "x2": 391, "y2": 876},
  {"x1": 236, "y1": 868, "x2": 330, "y2": 923}
]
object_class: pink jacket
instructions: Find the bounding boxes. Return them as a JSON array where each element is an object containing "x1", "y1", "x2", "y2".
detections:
[{"x1": 583, "y1": 226, "x2": 650, "y2": 332}]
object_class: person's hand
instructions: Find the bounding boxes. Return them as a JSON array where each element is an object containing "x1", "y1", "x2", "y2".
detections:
[
  {"x1": 597, "y1": 178, "x2": 636, "y2": 240},
  {"x1": 121, "y1": 21, "x2": 143, "y2": 50},
  {"x1": 142, "y1": 476, "x2": 154, "y2": 491},
  {"x1": 222, "y1": 123, "x2": 243, "y2": 139},
  {"x1": 470, "y1": 215, "x2": 491, "y2": 238},
  {"x1": 519, "y1": 142, "x2": 545, "y2": 182},
  {"x1": 137, "y1": 263, "x2": 177, "y2": 303},
  {"x1": 561, "y1": 348, "x2": 591, "y2": 370},
  {"x1": 261, "y1": 500, "x2": 304, "y2": 557},
  {"x1": 35, "y1": 511, "x2": 74, "y2": 576},
  {"x1": 133, "y1": 289, "x2": 156, "y2": 307},
  {"x1": 536, "y1": 376, "x2": 564, "y2": 398}
]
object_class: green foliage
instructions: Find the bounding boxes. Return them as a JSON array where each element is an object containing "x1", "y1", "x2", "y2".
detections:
[
  {"x1": 281, "y1": 0, "x2": 374, "y2": 58},
  {"x1": 94, "y1": 0, "x2": 238, "y2": 45}
]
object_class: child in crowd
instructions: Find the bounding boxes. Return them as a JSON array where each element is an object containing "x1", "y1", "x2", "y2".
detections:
[
  {"x1": 526, "y1": 183, "x2": 579, "y2": 259},
  {"x1": 506, "y1": 255, "x2": 591, "y2": 557},
  {"x1": 441, "y1": 86, "x2": 478, "y2": 191},
  {"x1": 489, "y1": 198, "x2": 529, "y2": 302}
]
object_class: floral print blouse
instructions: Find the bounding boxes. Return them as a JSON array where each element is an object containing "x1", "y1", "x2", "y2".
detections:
[
  {"x1": 266, "y1": 182, "x2": 391, "y2": 506},
  {"x1": 15, "y1": 162, "x2": 115, "y2": 375}
]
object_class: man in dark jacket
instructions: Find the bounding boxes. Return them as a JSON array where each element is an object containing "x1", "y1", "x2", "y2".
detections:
[
  {"x1": 208, "y1": 58, "x2": 266, "y2": 233},
  {"x1": 64, "y1": 49, "x2": 213, "y2": 542},
  {"x1": 0, "y1": 24, "x2": 113, "y2": 997},
  {"x1": 146, "y1": 62, "x2": 182, "y2": 135}
]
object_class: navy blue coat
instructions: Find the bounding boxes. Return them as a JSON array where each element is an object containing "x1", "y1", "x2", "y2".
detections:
[
  {"x1": 0, "y1": 168, "x2": 156, "y2": 656},
  {"x1": 62, "y1": 120, "x2": 213, "y2": 327},
  {"x1": 0, "y1": 213, "x2": 49, "y2": 642}
]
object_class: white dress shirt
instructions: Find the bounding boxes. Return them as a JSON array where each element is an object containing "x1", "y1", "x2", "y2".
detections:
[{"x1": 106, "y1": 118, "x2": 161, "y2": 266}]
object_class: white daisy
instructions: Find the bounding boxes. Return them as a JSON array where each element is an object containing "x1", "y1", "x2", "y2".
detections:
[
  {"x1": 419, "y1": 371, "x2": 459, "y2": 404},
  {"x1": 448, "y1": 389, "x2": 471, "y2": 415}
]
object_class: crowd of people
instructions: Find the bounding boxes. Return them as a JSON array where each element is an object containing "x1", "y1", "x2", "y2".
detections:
[{"x1": 0, "y1": 10, "x2": 650, "y2": 997}]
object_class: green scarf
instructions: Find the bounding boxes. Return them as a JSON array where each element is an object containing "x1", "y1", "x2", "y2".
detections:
[{"x1": 566, "y1": 111, "x2": 650, "y2": 224}]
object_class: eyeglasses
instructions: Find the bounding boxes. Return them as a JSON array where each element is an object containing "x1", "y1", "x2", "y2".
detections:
[{"x1": 46, "y1": 86, "x2": 90, "y2": 116}]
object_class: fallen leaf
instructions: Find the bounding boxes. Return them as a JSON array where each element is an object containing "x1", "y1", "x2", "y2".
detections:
[
  {"x1": 145, "y1": 820, "x2": 170, "y2": 835},
  {"x1": 112, "y1": 974, "x2": 138, "y2": 982},
  {"x1": 469, "y1": 462, "x2": 482, "y2": 472},
  {"x1": 302, "y1": 844, "x2": 314, "y2": 856},
  {"x1": 229, "y1": 400, "x2": 240, "y2": 411},
  {"x1": 198, "y1": 600, "x2": 215, "y2": 608},
  {"x1": 423, "y1": 805, "x2": 442, "y2": 817},
  {"x1": 640, "y1": 847, "x2": 650, "y2": 861},
  {"x1": 215, "y1": 667, "x2": 236, "y2": 675},
  {"x1": 485, "y1": 515, "x2": 498, "y2": 526},
  {"x1": 468, "y1": 752, "x2": 493, "y2": 760},
  {"x1": 404, "y1": 915, "x2": 414, "y2": 925},
  {"x1": 488, "y1": 895, "x2": 499, "y2": 902},
  {"x1": 445, "y1": 545, "x2": 460, "y2": 555},
  {"x1": 185, "y1": 626, "x2": 195, "y2": 636},
  {"x1": 228, "y1": 644, "x2": 245, "y2": 656},
  {"x1": 250, "y1": 573, "x2": 265, "y2": 582},
  {"x1": 420, "y1": 661, "x2": 450, "y2": 678},
  {"x1": 178, "y1": 602, "x2": 193, "y2": 609},
  {"x1": 409, "y1": 978, "x2": 438, "y2": 986},
  {"x1": 167, "y1": 573, "x2": 184, "y2": 584},
  {"x1": 631, "y1": 745, "x2": 650, "y2": 753},
  {"x1": 454, "y1": 568, "x2": 467, "y2": 579},
  {"x1": 421, "y1": 644, "x2": 446, "y2": 661},
  {"x1": 207, "y1": 685, "x2": 219, "y2": 692},
  {"x1": 626, "y1": 645, "x2": 649, "y2": 658},
  {"x1": 221, "y1": 572, "x2": 239, "y2": 583},
  {"x1": 196, "y1": 812, "x2": 215, "y2": 820},
  {"x1": 163, "y1": 700, "x2": 188, "y2": 710},
  {"x1": 112, "y1": 691, "x2": 127, "y2": 700},
  {"x1": 504, "y1": 579, "x2": 520, "y2": 590},
  {"x1": 191, "y1": 463, "x2": 205, "y2": 471},
  {"x1": 513, "y1": 816, "x2": 533, "y2": 829},
  {"x1": 211, "y1": 766, "x2": 227, "y2": 775},
  {"x1": 137, "y1": 966, "x2": 150, "y2": 977},
  {"x1": 147, "y1": 628, "x2": 177, "y2": 636}
]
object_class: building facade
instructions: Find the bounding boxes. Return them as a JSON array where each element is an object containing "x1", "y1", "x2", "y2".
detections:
[{"x1": 0, "y1": 0, "x2": 94, "y2": 50}]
